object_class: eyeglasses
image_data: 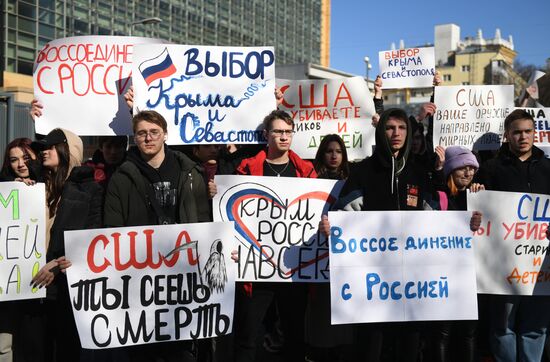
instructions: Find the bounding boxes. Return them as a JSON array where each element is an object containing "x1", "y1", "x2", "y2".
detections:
[
  {"x1": 135, "y1": 129, "x2": 163, "y2": 140},
  {"x1": 270, "y1": 129, "x2": 295, "y2": 137}
]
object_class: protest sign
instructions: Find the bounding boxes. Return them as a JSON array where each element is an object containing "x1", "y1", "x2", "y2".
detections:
[
  {"x1": 468, "y1": 190, "x2": 550, "y2": 295},
  {"x1": 0, "y1": 182, "x2": 46, "y2": 302},
  {"x1": 65, "y1": 222, "x2": 236, "y2": 348},
  {"x1": 516, "y1": 107, "x2": 550, "y2": 156},
  {"x1": 132, "y1": 44, "x2": 276, "y2": 145},
  {"x1": 213, "y1": 175, "x2": 343, "y2": 282},
  {"x1": 329, "y1": 210, "x2": 477, "y2": 324},
  {"x1": 379, "y1": 47, "x2": 435, "y2": 89},
  {"x1": 434, "y1": 85, "x2": 514, "y2": 150},
  {"x1": 33, "y1": 36, "x2": 160, "y2": 135},
  {"x1": 276, "y1": 77, "x2": 376, "y2": 160}
]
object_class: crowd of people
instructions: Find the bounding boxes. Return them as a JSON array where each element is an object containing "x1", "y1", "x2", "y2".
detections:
[{"x1": 0, "y1": 73, "x2": 549, "y2": 362}]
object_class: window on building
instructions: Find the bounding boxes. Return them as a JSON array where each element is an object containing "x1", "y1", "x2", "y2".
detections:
[
  {"x1": 461, "y1": 65, "x2": 470, "y2": 72},
  {"x1": 443, "y1": 74, "x2": 452, "y2": 81}
]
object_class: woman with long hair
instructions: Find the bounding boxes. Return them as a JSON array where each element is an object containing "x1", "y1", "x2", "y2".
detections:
[
  {"x1": 0, "y1": 137, "x2": 41, "y2": 183},
  {"x1": 0, "y1": 138, "x2": 43, "y2": 362},
  {"x1": 306, "y1": 134, "x2": 353, "y2": 362},
  {"x1": 30, "y1": 128, "x2": 102, "y2": 362},
  {"x1": 313, "y1": 134, "x2": 350, "y2": 180}
]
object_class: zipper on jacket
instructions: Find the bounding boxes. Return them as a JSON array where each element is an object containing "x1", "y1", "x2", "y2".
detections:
[
  {"x1": 396, "y1": 177, "x2": 400, "y2": 210},
  {"x1": 189, "y1": 172, "x2": 193, "y2": 191}
]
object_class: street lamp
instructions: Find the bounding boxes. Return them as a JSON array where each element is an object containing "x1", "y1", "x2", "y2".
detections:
[
  {"x1": 364, "y1": 56, "x2": 372, "y2": 80},
  {"x1": 129, "y1": 17, "x2": 162, "y2": 36},
  {"x1": 364, "y1": 56, "x2": 372, "y2": 89}
]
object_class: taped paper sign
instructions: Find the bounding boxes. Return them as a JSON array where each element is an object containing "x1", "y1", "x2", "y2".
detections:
[
  {"x1": 379, "y1": 47, "x2": 435, "y2": 89},
  {"x1": 132, "y1": 44, "x2": 276, "y2": 145},
  {"x1": 0, "y1": 182, "x2": 46, "y2": 301},
  {"x1": 277, "y1": 77, "x2": 376, "y2": 160},
  {"x1": 434, "y1": 85, "x2": 514, "y2": 150},
  {"x1": 329, "y1": 210, "x2": 477, "y2": 324},
  {"x1": 468, "y1": 190, "x2": 550, "y2": 295},
  {"x1": 64, "y1": 222, "x2": 236, "y2": 348},
  {"x1": 33, "y1": 36, "x2": 160, "y2": 135},
  {"x1": 213, "y1": 175, "x2": 343, "y2": 282}
]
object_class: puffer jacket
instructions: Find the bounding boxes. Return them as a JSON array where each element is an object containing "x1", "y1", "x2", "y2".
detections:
[{"x1": 104, "y1": 146, "x2": 210, "y2": 227}]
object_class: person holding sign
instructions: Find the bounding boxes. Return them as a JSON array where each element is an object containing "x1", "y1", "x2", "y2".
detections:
[
  {"x1": 30, "y1": 128, "x2": 103, "y2": 362},
  {"x1": 233, "y1": 110, "x2": 316, "y2": 362},
  {"x1": 433, "y1": 146, "x2": 484, "y2": 362},
  {"x1": 321, "y1": 108, "x2": 481, "y2": 362},
  {"x1": 475, "y1": 109, "x2": 550, "y2": 362},
  {"x1": 104, "y1": 110, "x2": 210, "y2": 362},
  {"x1": 0, "y1": 138, "x2": 44, "y2": 362},
  {"x1": 305, "y1": 134, "x2": 353, "y2": 362}
]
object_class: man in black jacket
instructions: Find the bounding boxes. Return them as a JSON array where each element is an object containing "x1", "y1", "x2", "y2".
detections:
[
  {"x1": 104, "y1": 110, "x2": 210, "y2": 362},
  {"x1": 475, "y1": 109, "x2": 550, "y2": 362},
  {"x1": 338, "y1": 108, "x2": 439, "y2": 212},
  {"x1": 322, "y1": 108, "x2": 480, "y2": 362}
]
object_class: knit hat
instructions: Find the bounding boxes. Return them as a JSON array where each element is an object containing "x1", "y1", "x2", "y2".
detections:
[{"x1": 443, "y1": 146, "x2": 479, "y2": 178}]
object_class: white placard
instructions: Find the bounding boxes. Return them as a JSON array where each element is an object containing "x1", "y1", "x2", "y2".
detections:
[
  {"x1": 33, "y1": 36, "x2": 161, "y2": 135},
  {"x1": 213, "y1": 175, "x2": 343, "y2": 282},
  {"x1": 132, "y1": 45, "x2": 276, "y2": 145},
  {"x1": 276, "y1": 77, "x2": 376, "y2": 160},
  {"x1": 329, "y1": 210, "x2": 477, "y2": 324},
  {"x1": 379, "y1": 47, "x2": 435, "y2": 89},
  {"x1": 468, "y1": 190, "x2": 550, "y2": 295},
  {"x1": 434, "y1": 85, "x2": 514, "y2": 150},
  {"x1": 65, "y1": 222, "x2": 236, "y2": 348},
  {"x1": 0, "y1": 182, "x2": 46, "y2": 301}
]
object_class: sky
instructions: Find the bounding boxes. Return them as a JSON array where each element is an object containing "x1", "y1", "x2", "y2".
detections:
[{"x1": 330, "y1": 0, "x2": 550, "y2": 77}]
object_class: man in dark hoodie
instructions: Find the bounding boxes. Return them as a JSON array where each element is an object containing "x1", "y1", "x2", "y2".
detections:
[
  {"x1": 321, "y1": 108, "x2": 481, "y2": 362},
  {"x1": 103, "y1": 110, "x2": 210, "y2": 361},
  {"x1": 339, "y1": 108, "x2": 437, "y2": 212},
  {"x1": 475, "y1": 109, "x2": 550, "y2": 362},
  {"x1": 335, "y1": 108, "x2": 432, "y2": 362}
]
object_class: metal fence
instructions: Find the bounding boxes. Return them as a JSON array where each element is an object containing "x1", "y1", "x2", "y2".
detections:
[{"x1": 0, "y1": 93, "x2": 35, "y2": 166}]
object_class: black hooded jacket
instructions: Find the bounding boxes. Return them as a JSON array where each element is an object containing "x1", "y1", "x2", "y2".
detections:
[
  {"x1": 475, "y1": 143, "x2": 550, "y2": 194},
  {"x1": 104, "y1": 145, "x2": 210, "y2": 227},
  {"x1": 339, "y1": 108, "x2": 438, "y2": 211}
]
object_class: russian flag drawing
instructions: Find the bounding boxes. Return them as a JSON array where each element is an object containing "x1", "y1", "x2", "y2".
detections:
[{"x1": 138, "y1": 48, "x2": 177, "y2": 85}]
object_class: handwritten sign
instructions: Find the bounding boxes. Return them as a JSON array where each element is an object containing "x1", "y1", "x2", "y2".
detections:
[
  {"x1": 329, "y1": 210, "x2": 477, "y2": 324},
  {"x1": 64, "y1": 222, "x2": 236, "y2": 348},
  {"x1": 33, "y1": 36, "x2": 160, "y2": 136},
  {"x1": 516, "y1": 107, "x2": 550, "y2": 156},
  {"x1": 379, "y1": 47, "x2": 435, "y2": 89},
  {"x1": 276, "y1": 77, "x2": 376, "y2": 160},
  {"x1": 0, "y1": 182, "x2": 46, "y2": 302},
  {"x1": 132, "y1": 45, "x2": 276, "y2": 145},
  {"x1": 213, "y1": 175, "x2": 343, "y2": 282},
  {"x1": 468, "y1": 190, "x2": 550, "y2": 295},
  {"x1": 434, "y1": 85, "x2": 514, "y2": 150}
]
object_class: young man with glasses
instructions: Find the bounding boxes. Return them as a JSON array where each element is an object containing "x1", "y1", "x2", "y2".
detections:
[
  {"x1": 103, "y1": 110, "x2": 210, "y2": 362},
  {"x1": 236, "y1": 110, "x2": 316, "y2": 178},
  {"x1": 231, "y1": 110, "x2": 316, "y2": 362}
]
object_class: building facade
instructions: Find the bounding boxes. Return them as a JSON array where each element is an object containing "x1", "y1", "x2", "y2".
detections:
[
  {"x1": 1, "y1": 0, "x2": 330, "y2": 101},
  {"x1": 384, "y1": 24, "x2": 526, "y2": 106},
  {"x1": 435, "y1": 25, "x2": 525, "y2": 97}
]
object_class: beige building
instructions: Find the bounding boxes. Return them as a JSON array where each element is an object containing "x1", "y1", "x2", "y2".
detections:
[
  {"x1": 384, "y1": 24, "x2": 526, "y2": 106},
  {"x1": 436, "y1": 26, "x2": 525, "y2": 97}
]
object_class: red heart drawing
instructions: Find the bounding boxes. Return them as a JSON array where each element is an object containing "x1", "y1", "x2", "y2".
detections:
[{"x1": 221, "y1": 184, "x2": 333, "y2": 277}]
